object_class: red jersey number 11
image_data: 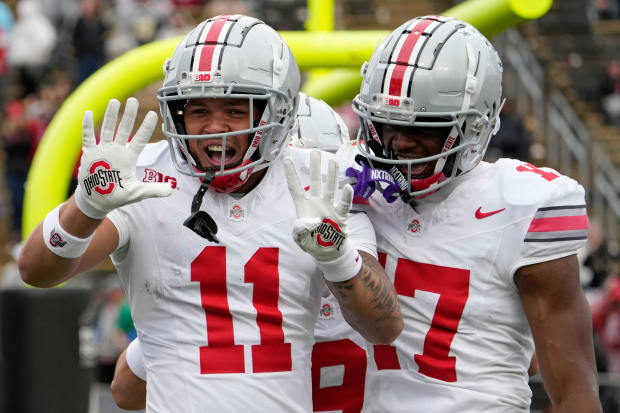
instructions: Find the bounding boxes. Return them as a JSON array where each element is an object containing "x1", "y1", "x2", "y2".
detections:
[{"x1": 191, "y1": 246, "x2": 292, "y2": 374}]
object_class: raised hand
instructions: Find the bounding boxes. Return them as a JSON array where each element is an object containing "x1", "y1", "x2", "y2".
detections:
[
  {"x1": 283, "y1": 149, "x2": 361, "y2": 282},
  {"x1": 75, "y1": 98, "x2": 173, "y2": 219}
]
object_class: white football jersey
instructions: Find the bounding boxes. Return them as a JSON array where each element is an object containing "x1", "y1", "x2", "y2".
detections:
[
  {"x1": 107, "y1": 141, "x2": 376, "y2": 413},
  {"x1": 338, "y1": 142, "x2": 589, "y2": 412},
  {"x1": 312, "y1": 294, "x2": 368, "y2": 413}
]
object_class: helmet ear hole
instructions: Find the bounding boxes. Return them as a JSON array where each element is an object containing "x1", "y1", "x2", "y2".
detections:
[
  {"x1": 168, "y1": 100, "x2": 187, "y2": 135},
  {"x1": 252, "y1": 99, "x2": 267, "y2": 127},
  {"x1": 444, "y1": 136, "x2": 460, "y2": 176}
]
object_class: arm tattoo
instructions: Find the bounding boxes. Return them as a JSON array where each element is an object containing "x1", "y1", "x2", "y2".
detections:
[
  {"x1": 329, "y1": 251, "x2": 401, "y2": 331},
  {"x1": 357, "y1": 251, "x2": 401, "y2": 321}
]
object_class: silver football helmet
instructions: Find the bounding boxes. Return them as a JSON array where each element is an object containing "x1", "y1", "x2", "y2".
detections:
[
  {"x1": 353, "y1": 16, "x2": 504, "y2": 198},
  {"x1": 157, "y1": 15, "x2": 300, "y2": 193},
  {"x1": 289, "y1": 92, "x2": 349, "y2": 153}
]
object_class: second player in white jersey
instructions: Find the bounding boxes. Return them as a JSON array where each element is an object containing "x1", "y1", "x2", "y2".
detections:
[
  {"x1": 343, "y1": 145, "x2": 589, "y2": 411},
  {"x1": 289, "y1": 94, "x2": 371, "y2": 413},
  {"x1": 341, "y1": 15, "x2": 600, "y2": 413},
  {"x1": 313, "y1": 293, "x2": 369, "y2": 413}
]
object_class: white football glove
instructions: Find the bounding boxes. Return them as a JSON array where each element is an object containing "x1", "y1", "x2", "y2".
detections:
[
  {"x1": 283, "y1": 149, "x2": 362, "y2": 282},
  {"x1": 74, "y1": 98, "x2": 173, "y2": 219}
]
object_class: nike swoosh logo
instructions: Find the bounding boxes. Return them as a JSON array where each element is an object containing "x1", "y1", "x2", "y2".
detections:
[{"x1": 475, "y1": 207, "x2": 506, "y2": 219}]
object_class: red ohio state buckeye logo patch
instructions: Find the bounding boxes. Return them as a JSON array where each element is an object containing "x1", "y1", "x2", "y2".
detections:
[
  {"x1": 228, "y1": 204, "x2": 245, "y2": 221},
  {"x1": 320, "y1": 303, "x2": 333, "y2": 318},
  {"x1": 49, "y1": 228, "x2": 67, "y2": 247},
  {"x1": 314, "y1": 218, "x2": 346, "y2": 250},
  {"x1": 83, "y1": 160, "x2": 124, "y2": 195},
  {"x1": 408, "y1": 219, "x2": 421, "y2": 233}
]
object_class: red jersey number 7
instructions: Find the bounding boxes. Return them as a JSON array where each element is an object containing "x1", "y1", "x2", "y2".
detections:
[{"x1": 375, "y1": 252, "x2": 470, "y2": 382}]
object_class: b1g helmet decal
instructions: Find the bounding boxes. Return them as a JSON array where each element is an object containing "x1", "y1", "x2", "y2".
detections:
[{"x1": 353, "y1": 16, "x2": 504, "y2": 199}]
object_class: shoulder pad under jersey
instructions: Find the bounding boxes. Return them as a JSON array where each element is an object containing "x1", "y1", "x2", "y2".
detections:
[
  {"x1": 495, "y1": 158, "x2": 584, "y2": 209},
  {"x1": 136, "y1": 141, "x2": 170, "y2": 168},
  {"x1": 493, "y1": 159, "x2": 588, "y2": 273}
]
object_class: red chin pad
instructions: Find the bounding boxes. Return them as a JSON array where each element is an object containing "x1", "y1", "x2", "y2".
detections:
[
  {"x1": 203, "y1": 160, "x2": 254, "y2": 194},
  {"x1": 411, "y1": 172, "x2": 446, "y2": 199},
  {"x1": 210, "y1": 172, "x2": 250, "y2": 193}
]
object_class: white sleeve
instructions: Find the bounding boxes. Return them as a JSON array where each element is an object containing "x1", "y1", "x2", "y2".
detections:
[
  {"x1": 107, "y1": 207, "x2": 131, "y2": 250},
  {"x1": 518, "y1": 180, "x2": 588, "y2": 258},
  {"x1": 125, "y1": 338, "x2": 147, "y2": 381},
  {"x1": 347, "y1": 211, "x2": 377, "y2": 258},
  {"x1": 507, "y1": 177, "x2": 588, "y2": 281}
]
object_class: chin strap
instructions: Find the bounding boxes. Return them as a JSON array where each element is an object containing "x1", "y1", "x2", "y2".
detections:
[
  {"x1": 183, "y1": 174, "x2": 220, "y2": 242},
  {"x1": 367, "y1": 140, "x2": 417, "y2": 210}
]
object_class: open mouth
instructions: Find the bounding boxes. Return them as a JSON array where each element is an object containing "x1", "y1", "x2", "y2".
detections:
[
  {"x1": 405, "y1": 163, "x2": 429, "y2": 176},
  {"x1": 395, "y1": 156, "x2": 434, "y2": 178},
  {"x1": 201, "y1": 142, "x2": 239, "y2": 168},
  {"x1": 207, "y1": 145, "x2": 236, "y2": 164}
]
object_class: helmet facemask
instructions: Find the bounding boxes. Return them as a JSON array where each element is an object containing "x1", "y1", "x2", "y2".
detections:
[
  {"x1": 161, "y1": 89, "x2": 281, "y2": 193},
  {"x1": 159, "y1": 82, "x2": 294, "y2": 192},
  {"x1": 355, "y1": 107, "x2": 479, "y2": 198}
]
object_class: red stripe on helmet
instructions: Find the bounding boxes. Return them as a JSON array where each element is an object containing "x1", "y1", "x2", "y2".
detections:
[
  {"x1": 198, "y1": 16, "x2": 229, "y2": 71},
  {"x1": 388, "y1": 18, "x2": 434, "y2": 96},
  {"x1": 388, "y1": 65, "x2": 407, "y2": 97}
]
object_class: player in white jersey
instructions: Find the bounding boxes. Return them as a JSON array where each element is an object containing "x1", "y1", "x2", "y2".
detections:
[
  {"x1": 110, "y1": 92, "x2": 372, "y2": 412},
  {"x1": 340, "y1": 15, "x2": 601, "y2": 412},
  {"x1": 18, "y1": 15, "x2": 402, "y2": 413},
  {"x1": 114, "y1": 296, "x2": 371, "y2": 413},
  {"x1": 289, "y1": 95, "x2": 370, "y2": 413}
]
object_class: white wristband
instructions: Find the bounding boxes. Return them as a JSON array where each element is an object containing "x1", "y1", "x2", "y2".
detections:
[
  {"x1": 42, "y1": 204, "x2": 95, "y2": 258},
  {"x1": 316, "y1": 245, "x2": 363, "y2": 283},
  {"x1": 74, "y1": 186, "x2": 108, "y2": 219},
  {"x1": 126, "y1": 338, "x2": 147, "y2": 381}
]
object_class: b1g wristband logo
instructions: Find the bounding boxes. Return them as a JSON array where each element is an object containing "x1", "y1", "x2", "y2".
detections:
[
  {"x1": 83, "y1": 160, "x2": 124, "y2": 195},
  {"x1": 313, "y1": 218, "x2": 346, "y2": 250}
]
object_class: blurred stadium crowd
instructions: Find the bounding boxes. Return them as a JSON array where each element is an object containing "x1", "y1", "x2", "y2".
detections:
[{"x1": 0, "y1": 0, "x2": 619, "y2": 412}]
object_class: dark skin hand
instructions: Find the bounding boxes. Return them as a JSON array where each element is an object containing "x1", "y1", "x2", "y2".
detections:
[{"x1": 515, "y1": 255, "x2": 602, "y2": 413}]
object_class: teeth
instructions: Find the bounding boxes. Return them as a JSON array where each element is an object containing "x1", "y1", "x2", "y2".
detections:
[{"x1": 207, "y1": 145, "x2": 223, "y2": 151}]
